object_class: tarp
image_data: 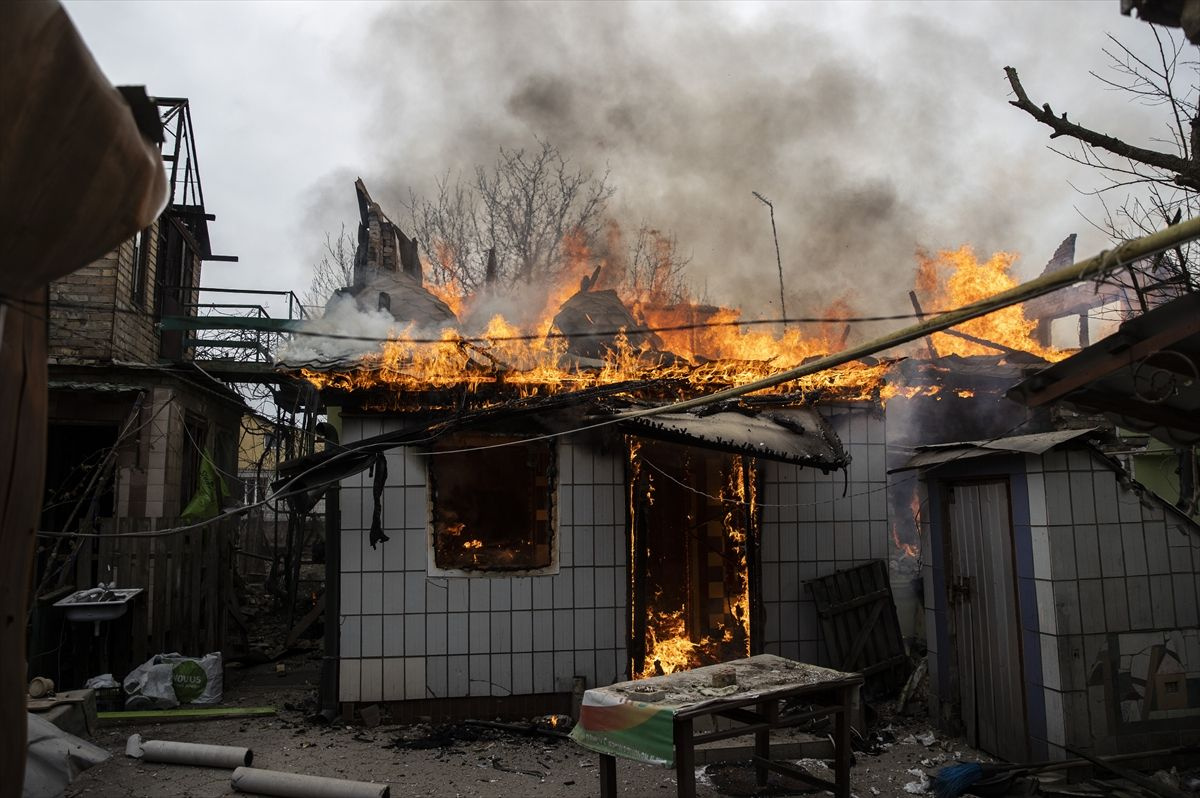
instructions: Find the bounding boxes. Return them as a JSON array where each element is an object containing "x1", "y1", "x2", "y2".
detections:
[
  {"x1": 570, "y1": 654, "x2": 854, "y2": 767},
  {"x1": 181, "y1": 453, "x2": 230, "y2": 521},
  {"x1": 23, "y1": 713, "x2": 109, "y2": 798}
]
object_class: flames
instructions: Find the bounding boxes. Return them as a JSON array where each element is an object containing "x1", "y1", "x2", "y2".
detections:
[
  {"x1": 629, "y1": 441, "x2": 753, "y2": 679},
  {"x1": 891, "y1": 488, "x2": 922, "y2": 560},
  {"x1": 297, "y1": 230, "x2": 895, "y2": 404},
  {"x1": 915, "y1": 246, "x2": 1066, "y2": 362},
  {"x1": 298, "y1": 235, "x2": 1067, "y2": 409}
]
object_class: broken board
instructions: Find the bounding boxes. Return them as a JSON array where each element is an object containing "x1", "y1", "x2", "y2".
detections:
[{"x1": 805, "y1": 560, "x2": 909, "y2": 699}]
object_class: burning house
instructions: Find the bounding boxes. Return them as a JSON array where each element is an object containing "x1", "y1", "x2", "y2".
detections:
[
  {"x1": 283, "y1": 181, "x2": 902, "y2": 719},
  {"x1": 283, "y1": 179, "x2": 1198, "y2": 765}
]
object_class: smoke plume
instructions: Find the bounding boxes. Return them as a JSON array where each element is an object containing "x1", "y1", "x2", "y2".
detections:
[{"x1": 307, "y1": 2, "x2": 1156, "y2": 325}]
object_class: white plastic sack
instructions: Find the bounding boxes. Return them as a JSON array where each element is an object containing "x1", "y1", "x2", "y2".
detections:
[
  {"x1": 123, "y1": 651, "x2": 222, "y2": 709},
  {"x1": 85, "y1": 673, "x2": 118, "y2": 690}
]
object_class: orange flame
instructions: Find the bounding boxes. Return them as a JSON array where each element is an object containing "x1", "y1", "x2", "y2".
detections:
[
  {"x1": 298, "y1": 233, "x2": 1057, "y2": 409},
  {"x1": 631, "y1": 445, "x2": 753, "y2": 679},
  {"x1": 915, "y1": 246, "x2": 1066, "y2": 361}
]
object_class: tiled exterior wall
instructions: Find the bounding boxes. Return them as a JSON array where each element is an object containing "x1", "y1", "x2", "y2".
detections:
[
  {"x1": 337, "y1": 418, "x2": 628, "y2": 704},
  {"x1": 1029, "y1": 448, "x2": 1200, "y2": 756},
  {"x1": 921, "y1": 446, "x2": 1200, "y2": 760},
  {"x1": 759, "y1": 404, "x2": 890, "y2": 665}
]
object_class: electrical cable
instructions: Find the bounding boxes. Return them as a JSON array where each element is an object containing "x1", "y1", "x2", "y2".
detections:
[
  {"x1": 11, "y1": 292, "x2": 1005, "y2": 345},
  {"x1": 634, "y1": 415, "x2": 1039, "y2": 509},
  {"x1": 30, "y1": 218, "x2": 1200, "y2": 539}
]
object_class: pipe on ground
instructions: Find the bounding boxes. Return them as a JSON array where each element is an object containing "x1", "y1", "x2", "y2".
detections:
[
  {"x1": 126, "y1": 734, "x2": 252, "y2": 768},
  {"x1": 231, "y1": 767, "x2": 390, "y2": 798}
]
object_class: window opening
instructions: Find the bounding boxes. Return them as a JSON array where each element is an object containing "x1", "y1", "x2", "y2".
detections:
[{"x1": 429, "y1": 433, "x2": 555, "y2": 574}]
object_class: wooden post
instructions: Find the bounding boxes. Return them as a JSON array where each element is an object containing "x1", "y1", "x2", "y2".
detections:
[
  {"x1": 754, "y1": 700, "x2": 775, "y2": 787},
  {"x1": 834, "y1": 686, "x2": 854, "y2": 798},
  {"x1": 599, "y1": 754, "x2": 617, "y2": 798},
  {"x1": 674, "y1": 717, "x2": 696, "y2": 798}
]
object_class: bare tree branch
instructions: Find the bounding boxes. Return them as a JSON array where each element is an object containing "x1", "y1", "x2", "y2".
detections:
[
  {"x1": 303, "y1": 225, "x2": 355, "y2": 308},
  {"x1": 1004, "y1": 65, "x2": 1200, "y2": 189}
]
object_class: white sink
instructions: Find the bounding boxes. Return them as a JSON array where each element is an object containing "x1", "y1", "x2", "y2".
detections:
[{"x1": 54, "y1": 587, "x2": 143, "y2": 622}]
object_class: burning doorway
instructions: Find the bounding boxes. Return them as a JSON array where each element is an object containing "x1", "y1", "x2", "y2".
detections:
[{"x1": 627, "y1": 437, "x2": 757, "y2": 678}]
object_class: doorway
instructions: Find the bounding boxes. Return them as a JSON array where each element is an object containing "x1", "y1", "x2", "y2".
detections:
[
  {"x1": 627, "y1": 438, "x2": 757, "y2": 678},
  {"x1": 943, "y1": 478, "x2": 1029, "y2": 761}
]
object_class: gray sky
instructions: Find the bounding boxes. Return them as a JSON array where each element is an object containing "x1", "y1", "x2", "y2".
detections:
[{"x1": 63, "y1": 0, "x2": 1187, "y2": 321}]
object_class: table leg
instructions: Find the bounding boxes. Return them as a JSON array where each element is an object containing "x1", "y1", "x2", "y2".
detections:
[
  {"x1": 674, "y1": 717, "x2": 695, "y2": 798},
  {"x1": 834, "y1": 687, "x2": 853, "y2": 798},
  {"x1": 599, "y1": 753, "x2": 616, "y2": 797},
  {"x1": 754, "y1": 700, "x2": 776, "y2": 787}
]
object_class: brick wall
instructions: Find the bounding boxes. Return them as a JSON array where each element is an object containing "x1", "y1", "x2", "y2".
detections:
[
  {"x1": 49, "y1": 250, "x2": 118, "y2": 362},
  {"x1": 49, "y1": 220, "x2": 174, "y2": 366}
]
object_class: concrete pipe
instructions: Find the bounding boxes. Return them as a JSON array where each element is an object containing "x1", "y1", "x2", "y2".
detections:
[
  {"x1": 231, "y1": 767, "x2": 390, "y2": 798},
  {"x1": 126, "y1": 734, "x2": 252, "y2": 768}
]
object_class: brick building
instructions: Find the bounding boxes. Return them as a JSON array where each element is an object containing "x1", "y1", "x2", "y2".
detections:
[{"x1": 43, "y1": 97, "x2": 245, "y2": 529}]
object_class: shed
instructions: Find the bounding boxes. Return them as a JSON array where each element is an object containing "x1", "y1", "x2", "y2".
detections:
[{"x1": 898, "y1": 432, "x2": 1200, "y2": 759}]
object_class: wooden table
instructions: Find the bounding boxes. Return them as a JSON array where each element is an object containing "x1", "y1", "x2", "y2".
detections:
[{"x1": 571, "y1": 655, "x2": 863, "y2": 798}]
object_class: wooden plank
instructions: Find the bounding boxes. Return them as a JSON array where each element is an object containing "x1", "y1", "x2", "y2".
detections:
[
  {"x1": 841, "y1": 598, "x2": 885, "y2": 670},
  {"x1": 283, "y1": 593, "x2": 325, "y2": 649},
  {"x1": 817, "y1": 587, "x2": 891, "y2": 618},
  {"x1": 128, "y1": 531, "x2": 148, "y2": 663},
  {"x1": 858, "y1": 564, "x2": 889, "y2": 680},
  {"x1": 751, "y1": 757, "x2": 837, "y2": 792},
  {"x1": 841, "y1": 566, "x2": 873, "y2": 668},
  {"x1": 188, "y1": 526, "x2": 202, "y2": 653},
  {"x1": 149, "y1": 534, "x2": 165, "y2": 655},
  {"x1": 207, "y1": 522, "x2": 222, "y2": 651},
  {"x1": 98, "y1": 706, "x2": 276, "y2": 724},
  {"x1": 165, "y1": 525, "x2": 182, "y2": 653}
]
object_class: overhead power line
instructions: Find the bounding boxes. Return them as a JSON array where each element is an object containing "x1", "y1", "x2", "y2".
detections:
[
  {"x1": 618, "y1": 215, "x2": 1200, "y2": 419},
  {"x1": 32, "y1": 215, "x2": 1200, "y2": 541}
]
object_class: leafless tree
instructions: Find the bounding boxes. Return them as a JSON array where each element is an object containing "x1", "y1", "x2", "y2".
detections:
[
  {"x1": 303, "y1": 225, "x2": 356, "y2": 309},
  {"x1": 1005, "y1": 26, "x2": 1199, "y2": 305},
  {"x1": 407, "y1": 138, "x2": 614, "y2": 290},
  {"x1": 407, "y1": 174, "x2": 485, "y2": 290},
  {"x1": 619, "y1": 223, "x2": 695, "y2": 305}
]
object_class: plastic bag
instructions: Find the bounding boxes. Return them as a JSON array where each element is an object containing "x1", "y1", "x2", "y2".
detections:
[
  {"x1": 85, "y1": 673, "x2": 118, "y2": 690},
  {"x1": 123, "y1": 652, "x2": 222, "y2": 709}
]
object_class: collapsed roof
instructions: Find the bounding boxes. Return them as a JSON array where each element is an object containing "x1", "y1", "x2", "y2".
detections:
[{"x1": 334, "y1": 178, "x2": 457, "y2": 328}]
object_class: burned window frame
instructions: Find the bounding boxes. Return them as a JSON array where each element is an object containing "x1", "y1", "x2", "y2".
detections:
[{"x1": 426, "y1": 433, "x2": 558, "y2": 577}]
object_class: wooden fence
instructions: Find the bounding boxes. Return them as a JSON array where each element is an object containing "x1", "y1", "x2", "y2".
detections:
[{"x1": 70, "y1": 517, "x2": 235, "y2": 664}]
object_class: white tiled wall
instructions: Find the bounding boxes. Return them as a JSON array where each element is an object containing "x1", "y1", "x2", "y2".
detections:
[
  {"x1": 1032, "y1": 447, "x2": 1200, "y2": 755},
  {"x1": 337, "y1": 417, "x2": 627, "y2": 703},
  {"x1": 759, "y1": 404, "x2": 889, "y2": 664}
]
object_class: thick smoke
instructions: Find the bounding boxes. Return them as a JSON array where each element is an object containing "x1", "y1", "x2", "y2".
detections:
[{"x1": 308, "y1": 3, "x2": 1162, "y2": 325}]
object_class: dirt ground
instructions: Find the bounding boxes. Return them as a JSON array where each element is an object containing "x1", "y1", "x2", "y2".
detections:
[{"x1": 65, "y1": 653, "x2": 986, "y2": 798}]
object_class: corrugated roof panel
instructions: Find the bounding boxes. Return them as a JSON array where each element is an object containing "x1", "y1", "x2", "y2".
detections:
[{"x1": 618, "y1": 406, "x2": 847, "y2": 469}]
